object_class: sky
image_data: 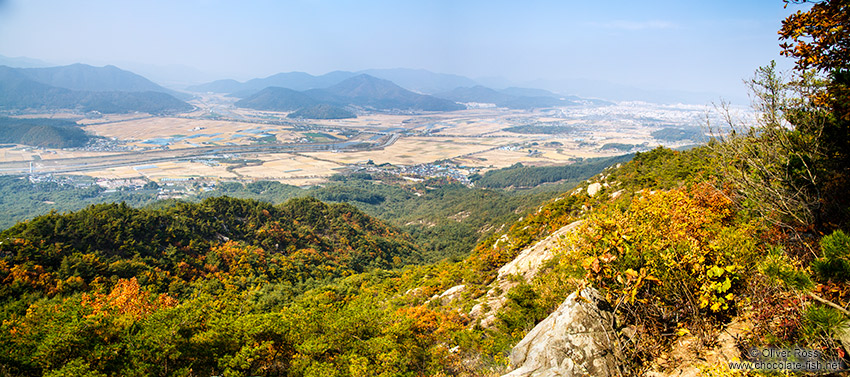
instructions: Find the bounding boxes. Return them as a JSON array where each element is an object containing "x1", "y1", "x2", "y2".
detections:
[{"x1": 0, "y1": 0, "x2": 806, "y2": 100}]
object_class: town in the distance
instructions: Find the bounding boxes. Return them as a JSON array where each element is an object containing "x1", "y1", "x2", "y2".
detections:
[{"x1": 0, "y1": 61, "x2": 728, "y2": 199}]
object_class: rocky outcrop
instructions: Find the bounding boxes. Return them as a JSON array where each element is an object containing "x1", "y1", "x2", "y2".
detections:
[
  {"x1": 502, "y1": 288, "x2": 624, "y2": 377},
  {"x1": 497, "y1": 220, "x2": 583, "y2": 282},
  {"x1": 586, "y1": 183, "x2": 602, "y2": 197},
  {"x1": 432, "y1": 284, "x2": 466, "y2": 305},
  {"x1": 470, "y1": 220, "x2": 583, "y2": 327}
]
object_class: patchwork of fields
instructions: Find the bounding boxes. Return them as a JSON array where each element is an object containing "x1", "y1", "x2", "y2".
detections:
[{"x1": 0, "y1": 99, "x2": 708, "y2": 185}]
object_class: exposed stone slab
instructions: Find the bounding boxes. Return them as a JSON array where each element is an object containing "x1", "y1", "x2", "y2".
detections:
[{"x1": 502, "y1": 288, "x2": 624, "y2": 377}]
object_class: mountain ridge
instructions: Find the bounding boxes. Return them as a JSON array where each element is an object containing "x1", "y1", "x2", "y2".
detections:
[
  {"x1": 236, "y1": 74, "x2": 464, "y2": 115},
  {"x1": 0, "y1": 65, "x2": 193, "y2": 114}
]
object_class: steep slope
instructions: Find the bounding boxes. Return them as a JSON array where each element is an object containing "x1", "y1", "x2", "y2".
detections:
[
  {"x1": 1, "y1": 145, "x2": 775, "y2": 377},
  {"x1": 503, "y1": 288, "x2": 623, "y2": 377}
]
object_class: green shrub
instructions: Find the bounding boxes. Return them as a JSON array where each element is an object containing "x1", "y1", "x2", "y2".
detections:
[
  {"x1": 801, "y1": 304, "x2": 847, "y2": 346},
  {"x1": 759, "y1": 246, "x2": 814, "y2": 291},
  {"x1": 812, "y1": 230, "x2": 850, "y2": 283}
]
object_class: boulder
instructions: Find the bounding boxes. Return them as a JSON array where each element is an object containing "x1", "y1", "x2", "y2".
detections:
[
  {"x1": 586, "y1": 183, "x2": 602, "y2": 197},
  {"x1": 503, "y1": 287, "x2": 624, "y2": 377}
]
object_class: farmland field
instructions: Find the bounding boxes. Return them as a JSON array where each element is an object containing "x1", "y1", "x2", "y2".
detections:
[{"x1": 0, "y1": 99, "x2": 709, "y2": 185}]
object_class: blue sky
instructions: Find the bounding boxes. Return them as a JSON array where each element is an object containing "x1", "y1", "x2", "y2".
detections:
[{"x1": 0, "y1": 0, "x2": 804, "y2": 99}]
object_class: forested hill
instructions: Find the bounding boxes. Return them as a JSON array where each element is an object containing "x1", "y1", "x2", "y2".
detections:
[
  {"x1": 0, "y1": 116, "x2": 90, "y2": 148},
  {"x1": 0, "y1": 196, "x2": 417, "y2": 303}
]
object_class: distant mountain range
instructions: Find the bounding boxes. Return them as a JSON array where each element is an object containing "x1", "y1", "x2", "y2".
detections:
[
  {"x1": 236, "y1": 74, "x2": 464, "y2": 117},
  {"x1": 0, "y1": 64, "x2": 192, "y2": 114},
  {"x1": 190, "y1": 71, "x2": 357, "y2": 96},
  {"x1": 0, "y1": 55, "x2": 54, "y2": 69},
  {"x1": 195, "y1": 68, "x2": 619, "y2": 110},
  {"x1": 432, "y1": 85, "x2": 599, "y2": 109},
  {"x1": 17, "y1": 64, "x2": 188, "y2": 98},
  {"x1": 189, "y1": 68, "x2": 478, "y2": 96},
  {"x1": 2, "y1": 53, "x2": 733, "y2": 104}
]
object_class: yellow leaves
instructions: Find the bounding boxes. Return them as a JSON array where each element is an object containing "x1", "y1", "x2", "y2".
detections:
[
  {"x1": 212, "y1": 241, "x2": 268, "y2": 275},
  {"x1": 9, "y1": 263, "x2": 54, "y2": 292},
  {"x1": 576, "y1": 183, "x2": 752, "y2": 316},
  {"x1": 710, "y1": 301, "x2": 723, "y2": 312}
]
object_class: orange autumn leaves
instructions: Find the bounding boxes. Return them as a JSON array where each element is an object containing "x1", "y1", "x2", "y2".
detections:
[
  {"x1": 780, "y1": 0, "x2": 850, "y2": 73},
  {"x1": 81, "y1": 278, "x2": 177, "y2": 322}
]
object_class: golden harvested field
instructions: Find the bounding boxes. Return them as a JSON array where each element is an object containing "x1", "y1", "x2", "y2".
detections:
[
  {"x1": 80, "y1": 166, "x2": 149, "y2": 180},
  {"x1": 81, "y1": 161, "x2": 239, "y2": 181},
  {"x1": 76, "y1": 114, "x2": 154, "y2": 125},
  {"x1": 76, "y1": 153, "x2": 345, "y2": 184},
  {"x1": 305, "y1": 137, "x2": 501, "y2": 166},
  {"x1": 84, "y1": 117, "x2": 301, "y2": 148},
  {"x1": 233, "y1": 154, "x2": 345, "y2": 180}
]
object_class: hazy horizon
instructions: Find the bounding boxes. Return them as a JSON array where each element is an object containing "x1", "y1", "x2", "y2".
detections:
[{"x1": 0, "y1": 0, "x2": 805, "y2": 102}]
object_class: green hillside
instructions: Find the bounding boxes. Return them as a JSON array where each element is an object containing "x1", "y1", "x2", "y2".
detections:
[{"x1": 0, "y1": 117, "x2": 90, "y2": 148}]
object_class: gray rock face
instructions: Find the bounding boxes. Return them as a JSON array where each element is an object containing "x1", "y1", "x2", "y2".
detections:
[
  {"x1": 503, "y1": 288, "x2": 624, "y2": 377},
  {"x1": 470, "y1": 220, "x2": 584, "y2": 328}
]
